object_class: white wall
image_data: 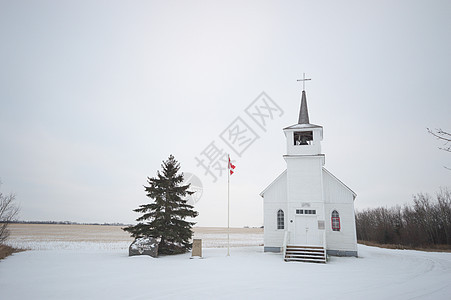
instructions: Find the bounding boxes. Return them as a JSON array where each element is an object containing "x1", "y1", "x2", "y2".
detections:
[
  {"x1": 284, "y1": 128, "x2": 323, "y2": 156},
  {"x1": 262, "y1": 156, "x2": 357, "y2": 253},
  {"x1": 285, "y1": 156, "x2": 324, "y2": 204},
  {"x1": 262, "y1": 172, "x2": 287, "y2": 248},
  {"x1": 323, "y1": 169, "x2": 357, "y2": 252},
  {"x1": 285, "y1": 155, "x2": 326, "y2": 244}
]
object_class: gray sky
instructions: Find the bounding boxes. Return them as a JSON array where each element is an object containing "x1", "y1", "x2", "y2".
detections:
[{"x1": 1, "y1": 0, "x2": 450, "y2": 227}]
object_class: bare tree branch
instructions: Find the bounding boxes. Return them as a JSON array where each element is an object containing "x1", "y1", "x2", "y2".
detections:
[
  {"x1": 428, "y1": 128, "x2": 451, "y2": 152},
  {"x1": 0, "y1": 182, "x2": 20, "y2": 244},
  {"x1": 428, "y1": 128, "x2": 451, "y2": 170}
]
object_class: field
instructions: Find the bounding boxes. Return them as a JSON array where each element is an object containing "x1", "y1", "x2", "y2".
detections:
[
  {"x1": 4, "y1": 224, "x2": 263, "y2": 250},
  {"x1": 1, "y1": 224, "x2": 451, "y2": 299}
]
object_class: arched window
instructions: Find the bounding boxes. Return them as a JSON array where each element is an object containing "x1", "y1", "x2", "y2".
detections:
[
  {"x1": 332, "y1": 210, "x2": 340, "y2": 231},
  {"x1": 277, "y1": 210, "x2": 284, "y2": 230}
]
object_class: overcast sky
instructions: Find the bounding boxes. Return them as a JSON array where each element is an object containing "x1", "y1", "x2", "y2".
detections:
[{"x1": 1, "y1": 0, "x2": 450, "y2": 227}]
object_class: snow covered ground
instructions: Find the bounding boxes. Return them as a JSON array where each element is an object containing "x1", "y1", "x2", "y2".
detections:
[
  {"x1": 1, "y1": 225, "x2": 451, "y2": 299},
  {"x1": 1, "y1": 244, "x2": 451, "y2": 299}
]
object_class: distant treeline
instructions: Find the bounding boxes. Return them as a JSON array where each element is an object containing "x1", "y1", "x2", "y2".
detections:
[
  {"x1": 7, "y1": 220, "x2": 129, "y2": 226},
  {"x1": 356, "y1": 188, "x2": 451, "y2": 247}
]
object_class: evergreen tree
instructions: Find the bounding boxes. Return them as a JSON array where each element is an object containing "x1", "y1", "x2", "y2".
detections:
[{"x1": 123, "y1": 155, "x2": 198, "y2": 254}]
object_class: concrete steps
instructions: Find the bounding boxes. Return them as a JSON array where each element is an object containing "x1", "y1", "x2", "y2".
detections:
[{"x1": 284, "y1": 245, "x2": 326, "y2": 263}]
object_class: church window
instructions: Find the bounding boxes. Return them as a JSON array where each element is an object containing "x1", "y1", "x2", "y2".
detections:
[
  {"x1": 277, "y1": 210, "x2": 284, "y2": 230},
  {"x1": 296, "y1": 209, "x2": 316, "y2": 214},
  {"x1": 294, "y1": 131, "x2": 313, "y2": 145},
  {"x1": 332, "y1": 210, "x2": 340, "y2": 231}
]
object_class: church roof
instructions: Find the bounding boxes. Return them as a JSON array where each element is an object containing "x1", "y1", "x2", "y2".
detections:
[
  {"x1": 284, "y1": 123, "x2": 322, "y2": 130},
  {"x1": 284, "y1": 90, "x2": 322, "y2": 130},
  {"x1": 322, "y1": 168, "x2": 357, "y2": 199},
  {"x1": 259, "y1": 170, "x2": 286, "y2": 197}
]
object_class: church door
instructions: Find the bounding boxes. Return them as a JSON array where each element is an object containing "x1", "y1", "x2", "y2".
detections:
[{"x1": 294, "y1": 215, "x2": 321, "y2": 246}]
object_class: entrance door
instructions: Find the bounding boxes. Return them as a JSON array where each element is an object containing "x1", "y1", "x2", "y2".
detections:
[{"x1": 294, "y1": 216, "x2": 321, "y2": 246}]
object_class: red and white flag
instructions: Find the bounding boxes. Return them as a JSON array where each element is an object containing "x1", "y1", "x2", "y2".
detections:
[{"x1": 228, "y1": 155, "x2": 236, "y2": 175}]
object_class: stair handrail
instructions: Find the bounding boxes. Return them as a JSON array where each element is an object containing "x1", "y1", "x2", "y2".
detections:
[{"x1": 282, "y1": 230, "x2": 289, "y2": 257}]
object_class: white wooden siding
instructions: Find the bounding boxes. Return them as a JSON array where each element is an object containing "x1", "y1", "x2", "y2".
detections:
[
  {"x1": 284, "y1": 127, "x2": 323, "y2": 156},
  {"x1": 261, "y1": 162, "x2": 357, "y2": 253},
  {"x1": 323, "y1": 169, "x2": 357, "y2": 252},
  {"x1": 262, "y1": 172, "x2": 287, "y2": 247},
  {"x1": 285, "y1": 156, "x2": 324, "y2": 204},
  {"x1": 264, "y1": 203, "x2": 287, "y2": 247},
  {"x1": 323, "y1": 168, "x2": 356, "y2": 203}
]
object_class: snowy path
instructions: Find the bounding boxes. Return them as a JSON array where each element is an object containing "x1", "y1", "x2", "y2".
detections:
[{"x1": 1, "y1": 245, "x2": 450, "y2": 299}]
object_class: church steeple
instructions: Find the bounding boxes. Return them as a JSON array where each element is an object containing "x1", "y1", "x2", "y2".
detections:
[
  {"x1": 298, "y1": 90, "x2": 310, "y2": 124},
  {"x1": 283, "y1": 79, "x2": 323, "y2": 157}
]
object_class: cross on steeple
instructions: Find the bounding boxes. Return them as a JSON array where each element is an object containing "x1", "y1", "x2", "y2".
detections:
[{"x1": 296, "y1": 73, "x2": 311, "y2": 91}]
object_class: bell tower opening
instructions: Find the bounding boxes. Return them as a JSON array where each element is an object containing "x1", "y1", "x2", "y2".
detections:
[
  {"x1": 294, "y1": 131, "x2": 313, "y2": 145},
  {"x1": 283, "y1": 87, "x2": 323, "y2": 156}
]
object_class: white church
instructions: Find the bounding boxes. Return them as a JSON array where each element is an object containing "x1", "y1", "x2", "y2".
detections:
[{"x1": 260, "y1": 88, "x2": 358, "y2": 263}]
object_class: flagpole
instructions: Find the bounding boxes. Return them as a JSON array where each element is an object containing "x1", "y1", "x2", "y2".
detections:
[{"x1": 227, "y1": 154, "x2": 230, "y2": 256}]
